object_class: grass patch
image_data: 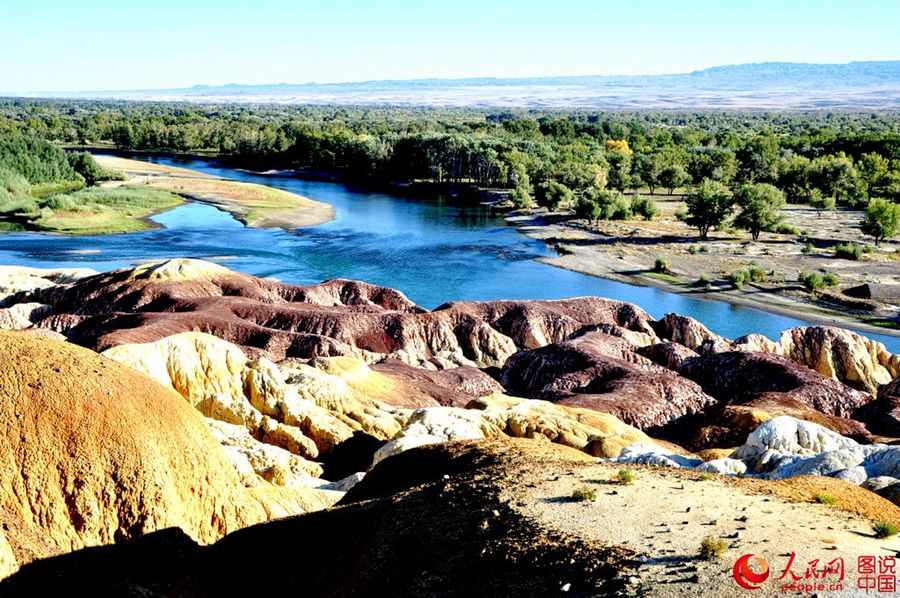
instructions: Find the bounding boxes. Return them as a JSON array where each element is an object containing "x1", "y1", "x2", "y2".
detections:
[
  {"x1": 699, "y1": 473, "x2": 714, "y2": 481},
  {"x1": 571, "y1": 487, "x2": 597, "y2": 502},
  {"x1": 30, "y1": 180, "x2": 84, "y2": 199},
  {"x1": 699, "y1": 536, "x2": 728, "y2": 561},
  {"x1": 31, "y1": 187, "x2": 183, "y2": 234},
  {"x1": 616, "y1": 469, "x2": 635, "y2": 485},
  {"x1": 645, "y1": 271, "x2": 684, "y2": 284},
  {"x1": 813, "y1": 492, "x2": 837, "y2": 505},
  {"x1": 775, "y1": 223, "x2": 800, "y2": 235},
  {"x1": 872, "y1": 521, "x2": 899, "y2": 539},
  {"x1": 864, "y1": 318, "x2": 900, "y2": 330},
  {"x1": 141, "y1": 175, "x2": 320, "y2": 225}
]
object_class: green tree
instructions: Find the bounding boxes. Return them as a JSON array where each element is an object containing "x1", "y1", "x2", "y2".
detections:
[
  {"x1": 687, "y1": 147, "x2": 737, "y2": 184},
  {"x1": 606, "y1": 150, "x2": 632, "y2": 192},
  {"x1": 573, "y1": 195, "x2": 601, "y2": 223},
  {"x1": 631, "y1": 153, "x2": 662, "y2": 194},
  {"x1": 509, "y1": 185, "x2": 533, "y2": 209},
  {"x1": 857, "y1": 152, "x2": 891, "y2": 196},
  {"x1": 535, "y1": 180, "x2": 573, "y2": 211},
  {"x1": 809, "y1": 153, "x2": 867, "y2": 207},
  {"x1": 733, "y1": 183, "x2": 786, "y2": 241},
  {"x1": 808, "y1": 189, "x2": 836, "y2": 217},
  {"x1": 737, "y1": 135, "x2": 780, "y2": 183},
  {"x1": 860, "y1": 199, "x2": 900, "y2": 245},
  {"x1": 777, "y1": 154, "x2": 812, "y2": 204},
  {"x1": 659, "y1": 165, "x2": 690, "y2": 195},
  {"x1": 684, "y1": 179, "x2": 733, "y2": 239}
]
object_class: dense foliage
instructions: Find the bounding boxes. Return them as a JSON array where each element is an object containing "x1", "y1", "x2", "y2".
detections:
[
  {"x1": 0, "y1": 132, "x2": 125, "y2": 230},
  {"x1": 0, "y1": 99, "x2": 897, "y2": 241}
]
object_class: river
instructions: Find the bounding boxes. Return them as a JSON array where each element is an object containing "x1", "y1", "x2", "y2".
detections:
[{"x1": 1, "y1": 155, "x2": 898, "y2": 353}]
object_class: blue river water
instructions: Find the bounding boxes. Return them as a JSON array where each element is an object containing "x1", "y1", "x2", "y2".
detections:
[{"x1": 0, "y1": 155, "x2": 898, "y2": 352}]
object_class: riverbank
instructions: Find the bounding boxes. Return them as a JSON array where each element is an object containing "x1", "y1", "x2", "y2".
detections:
[
  {"x1": 507, "y1": 208, "x2": 900, "y2": 340},
  {"x1": 94, "y1": 156, "x2": 335, "y2": 229}
]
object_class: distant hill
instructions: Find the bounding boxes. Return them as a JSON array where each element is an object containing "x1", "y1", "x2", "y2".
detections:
[{"x1": 12, "y1": 61, "x2": 900, "y2": 109}]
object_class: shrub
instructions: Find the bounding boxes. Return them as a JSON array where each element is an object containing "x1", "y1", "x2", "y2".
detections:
[
  {"x1": 571, "y1": 487, "x2": 597, "y2": 502},
  {"x1": 699, "y1": 473, "x2": 714, "y2": 481},
  {"x1": 43, "y1": 195, "x2": 78, "y2": 211},
  {"x1": 799, "y1": 271, "x2": 839, "y2": 292},
  {"x1": 631, "y1": 195, "x2": 658, "y2": 220},
  {"x1": 699, "y1": 245, "x2": 709, "y2": 253},
  {"x1": 616, "y1": 469, "x2": 635, "y2": 485},
  {"x1": 748, "y1": 266, "x2": 767, "y2": 282},
  {"x1": 688, "y1": 245, "x2": 698, "y2": 255},
  {"x1": 801, "y1": 242, "x2": 814, "y2": 254},
  {"x1": 729, "y1": 269, "x2": 750, "y2": 289},
  {"x1": 653, "y1": 257, "x2": 670, "y2": 273},
  {"x1": 872, "y1": 521, "x2": 899, "y2": 538},
  {"x1": 696, "y1": 274, "x2": 710, "y2": 286},
  {"x1": 67, "y1": 152, "x2": 126, "y2": 186},
  {"x1": 834, "y1": 242, "x2": 864, "y2": 261},
  {"x1": 573, "y1": 195, "x2": 601, "y2": 223},
  {"x1": 799, "y1": 272, "x2": 824, "y2": 292},
  {"x1": 609, "y1": 195, "x2": 632, "y2": 220},
  {"x1": 813, "y1": 492, "x2": 837, "y2": 505},
  {"x1": 535, "y1": 180, "x2": 574, "y2": 211},
  {"x1": 510, "y1": 186, "x2": 533, "y2": 209},
  {"x1": 699, "y1": 536, "x2": 728, "y2": 561},
  {"x1": 775, "y1": 223, "x2": 800, "y2": 235}
]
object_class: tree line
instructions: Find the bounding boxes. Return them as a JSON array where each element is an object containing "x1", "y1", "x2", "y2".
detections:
[{"x1": 1, "y1": 99, "x2": 898, "y2": 220}]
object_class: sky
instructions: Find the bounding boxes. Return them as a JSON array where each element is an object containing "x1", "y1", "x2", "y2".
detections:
[{"x1": 1, "y1": 0, "x2": 898, "y2": 92}]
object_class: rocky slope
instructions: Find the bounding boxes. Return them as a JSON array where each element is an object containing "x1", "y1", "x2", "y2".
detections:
[
  {"x1": 1, "y1": 259, "x2": 899, "y2": 589},
  {"x1": 0, "y1": 330, "x2": 339, "y2": 578},
  {"x1": 7, "y1": 259, "x2": 897, "y2": 448},
  {"x1": 2, "y1": 439, "x2": 897, "y2": 597}
]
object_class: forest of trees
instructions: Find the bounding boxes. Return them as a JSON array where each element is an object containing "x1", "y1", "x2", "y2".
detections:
[
  {"x1": 0, "y1": 99, "x2": 898, "y2": 238},
  {"x1": 0, "y1": 132, "x2": 123, "y2": 228}
]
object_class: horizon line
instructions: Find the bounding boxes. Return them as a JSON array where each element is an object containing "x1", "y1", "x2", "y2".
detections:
[{"x1": 5, "y1": 58, "x2": 899, "y2": 96}]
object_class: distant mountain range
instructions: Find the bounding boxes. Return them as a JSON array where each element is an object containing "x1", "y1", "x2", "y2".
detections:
[{"x1": 12, "y1": 61, "x2": 900, "y2": 109}]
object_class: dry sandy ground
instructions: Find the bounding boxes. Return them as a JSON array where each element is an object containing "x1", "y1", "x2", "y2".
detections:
[
  {"x1": 516, "y1": 462, "x2": 900, "y2": 597},
  {"x1": 509, "y1": 194, "x2": 900, "y2": 337},
  {"x1": 95, "y1": 155, "x2": 335, "y2": 229}
]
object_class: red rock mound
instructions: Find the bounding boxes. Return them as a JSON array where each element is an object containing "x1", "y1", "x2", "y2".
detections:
[
  {"x1": 501, "y1": 330, "x2": 717, "y2": 432},
  {"x1": 31, "y1": 260, "x2": 657, "y2": 370}
]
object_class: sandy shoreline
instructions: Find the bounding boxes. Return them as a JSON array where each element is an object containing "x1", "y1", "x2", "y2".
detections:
[
  {"x1": 508, "y1": 212, "x2": 900, "y2": 340},
  {"x1": 95, "y1": 156, "x2": 335, "y2": 229}
]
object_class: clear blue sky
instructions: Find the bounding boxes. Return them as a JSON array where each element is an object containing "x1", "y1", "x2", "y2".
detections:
[{"x1": 2, "y1": 0, "x2": 898, "y2": 91}]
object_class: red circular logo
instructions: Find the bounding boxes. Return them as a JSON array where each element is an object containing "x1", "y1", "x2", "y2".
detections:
[{"x1": 733, "y1": 554, "x2": 770, "y2": 590}]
